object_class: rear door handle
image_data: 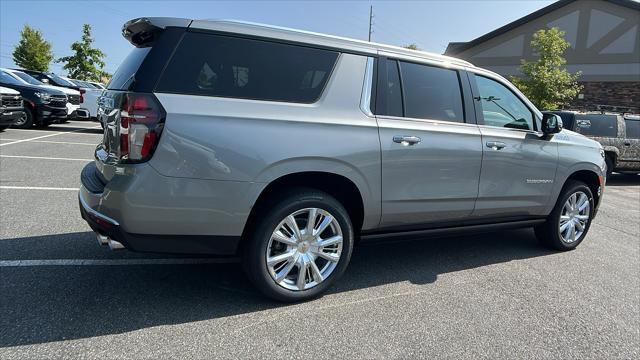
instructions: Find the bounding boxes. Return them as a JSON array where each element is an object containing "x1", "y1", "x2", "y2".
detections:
[
  {"x1": 393, "y1": 135, "x2": 421, "y2": 146},
  {"x1": 486, "y1": 141, "x2": 506, "y2": 150},
  {"x1": 624, "y1": 142, "x2": 631, "y2": 146}
]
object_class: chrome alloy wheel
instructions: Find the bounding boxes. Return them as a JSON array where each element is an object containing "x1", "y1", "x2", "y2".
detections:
[
  {"x1": 266, "y1": 208, "x2": 343, "y2": 291},
  {"x1": 14, "y1": 112, "x2": 27, "y2": 126},
  {"x1": 559, "y1": 191, "x2": 590, "y2": 244}
]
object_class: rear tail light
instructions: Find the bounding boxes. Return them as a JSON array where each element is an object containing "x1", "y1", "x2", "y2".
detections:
[
  {"x1": 118, "y1": 93, "x2": 165, "y2": 163},
  {"x1": 79, "y1": 89, "x2": 85, "y2": 103}
]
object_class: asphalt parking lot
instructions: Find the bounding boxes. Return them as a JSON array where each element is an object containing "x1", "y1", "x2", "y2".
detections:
[{"x1": 0, "y1": 120, "x2": 638, "y2": 359}]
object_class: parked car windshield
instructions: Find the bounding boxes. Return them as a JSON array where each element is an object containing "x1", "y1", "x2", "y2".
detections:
[
  {"x1": 73, "y1": 79, "x2": 97, "y2": 88},
  {"x1": 48, "y1": 73, "x2": 76, "y2": 87},
  {"x1": 13, "y1": 71, "x2": 45, "y2": 86},
  {"x1": 0, "y1": 70, "x2": 23, "y2": 86}
]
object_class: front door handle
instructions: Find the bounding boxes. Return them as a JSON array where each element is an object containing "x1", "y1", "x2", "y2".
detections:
[
  {"x1": 486, "y1": 141, "x2": 506, "y2": 150},
  {"x1": 393, "y1": 135, "x2": 422, "y2": 146}
]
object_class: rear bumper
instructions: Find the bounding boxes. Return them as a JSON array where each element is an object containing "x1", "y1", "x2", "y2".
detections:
[
  {"x1": 79, "y1": 191, "x2": 239, "y2": 255},
  {"x1": 78, "y1": 161, "x2": 243, "y2": 255},
  {"x1": 75, "y1": 108, "x2": 90, "y2": 119}
]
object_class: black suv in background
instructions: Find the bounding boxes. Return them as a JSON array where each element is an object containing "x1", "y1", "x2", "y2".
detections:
[
  {"x1": 547, "y1": 111, "x2": 640, "y2": 175},
  {"x1": 18, "y1": 69, "x2": 82, "y2": 108},
  {"x1": 0, "y1": 69, "x2": 68, "y2": 128}
]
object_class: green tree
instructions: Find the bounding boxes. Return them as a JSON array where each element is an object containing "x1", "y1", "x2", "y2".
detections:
[
  {"x1": 404, "y1": 43, "x2": 420, "y2": 50},
  {"x1": 511, "y1": 27, "x2": 582, "y2": 110},
  {"x1": 12, "y1": 25, "x2": 54, "y2": 72},
  {"x1": 57, "y1": 24, "x2": 107, "y2": 81}
]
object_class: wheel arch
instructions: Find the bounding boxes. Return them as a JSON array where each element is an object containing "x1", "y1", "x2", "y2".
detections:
[
  {"x1": 602, "y1": 146, "x2": 619, "y2": 162},
  {"x1": 564, "y1": 169, "x2": 603, "y2": 209},
  {"x1": 241, "y1": 171, "x2": 368, "y2": 249}
]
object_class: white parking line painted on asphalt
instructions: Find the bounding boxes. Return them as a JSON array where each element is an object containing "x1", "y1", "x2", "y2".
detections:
[
  {"x1": 0, "y1": 258, "x2": 237, "y2": 267},
  {"x1": 0, "y1": 155, "x2": 91, "y2": 161},
  {"x1": 0, "y1": 126, "x2": 101, "y2": 147},
  {"x1": 0, "y1": 186, "x2": 80, "y2": 191},
  {"x1": 0, "y1": 139, "x2": 97, "y2": 145}
]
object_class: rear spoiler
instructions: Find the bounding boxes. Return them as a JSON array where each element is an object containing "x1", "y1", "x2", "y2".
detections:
[{"x1": 122, "y1": 17, "x2": 192, "y2": 47}]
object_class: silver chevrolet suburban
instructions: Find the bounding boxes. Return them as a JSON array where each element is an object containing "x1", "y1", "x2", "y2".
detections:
[{"x1": 79, "y1": 18, "x2": 606, "y2": 302}]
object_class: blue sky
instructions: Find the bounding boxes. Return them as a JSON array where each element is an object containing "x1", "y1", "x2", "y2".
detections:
[{"x1": 0, "y1": 0, "x2": 554, "y2": 75}]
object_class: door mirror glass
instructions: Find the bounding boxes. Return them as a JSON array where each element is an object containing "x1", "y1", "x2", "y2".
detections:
[{"x1": 542, "y1": 113, "x2": 563, "y2": 134}]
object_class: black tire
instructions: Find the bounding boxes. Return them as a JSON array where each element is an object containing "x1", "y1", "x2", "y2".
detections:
[
  {"x1": 243, "y1": 188, "x2": 354, "y2": 302},
  {"x1": 534, "y1": 180, "x2": 594, "y2": 251},
  {"x1": 13, "y1": 108, "x2": 34, "y2": 129},
  {"x1": 0, "y1": 125, "x2": 8, "y2": 132},
  {"x1": 605, "y1": 156, "x2": 614, "y2": 178}
]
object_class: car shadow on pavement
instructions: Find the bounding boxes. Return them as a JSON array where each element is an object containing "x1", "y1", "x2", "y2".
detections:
[
  {"x1": 0, "y1": 228, "x2": 553, "y2": 347},
  {"x1": 606, "y1": 173, "x2": 640, "y2": 186}
]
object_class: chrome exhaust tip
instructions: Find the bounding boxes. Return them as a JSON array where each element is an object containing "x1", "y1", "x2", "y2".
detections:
[
  {"x1": 96, "y1": 233, "x2": 109, "y2": 246},
  {"x1": 108, "y1": 239, "x2": 125, "y2": 250}
]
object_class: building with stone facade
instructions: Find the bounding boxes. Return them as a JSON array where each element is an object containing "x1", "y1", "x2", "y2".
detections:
[{"x1": 445, "y1": 0, "x2": 639, "y2": 112}]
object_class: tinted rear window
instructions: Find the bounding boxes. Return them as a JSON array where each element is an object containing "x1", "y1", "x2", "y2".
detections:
[
  {"x1": 399, "y1": 61, "x2": 464, "y2": 122},
  {"x1": 574, "y1": 115, "x2": 618, "y2": 137},
  {"x1": 108, "y1": 47, "x2": 151, "y2": 90},
  {"x1": 156, "y1": 32, "x2": 339, "y2": 103},
  {"x1": 625, "y1": 120, "x2": 640, "y2": 139}
]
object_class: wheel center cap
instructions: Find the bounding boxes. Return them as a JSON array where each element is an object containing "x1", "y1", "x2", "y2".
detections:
[{"x1": 298, "y1": 241, "x2": 310, "y2": 253}]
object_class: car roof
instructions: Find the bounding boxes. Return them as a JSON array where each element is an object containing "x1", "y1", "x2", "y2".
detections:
[{"x1": 124, "y1": 17, "x2": 475, "y2": 69}]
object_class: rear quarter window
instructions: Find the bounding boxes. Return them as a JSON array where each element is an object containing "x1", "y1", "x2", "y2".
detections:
[
  {"x1": 574, "y1": 115, "x2": 618, "y2": 137},
  {"x1": 156, "y1": 32, "x2": 339, "y2": 103}
]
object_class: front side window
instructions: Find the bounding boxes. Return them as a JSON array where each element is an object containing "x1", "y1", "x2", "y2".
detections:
[
  {"x1": 399, "y1": 61, "x2": 464, "y2": 122},
  {"x1": 156, "y1": 32, "x2": 338, "y2": 103},
  {"x1": 475, "y1": 75, "x2": 534, "y2": 131}
]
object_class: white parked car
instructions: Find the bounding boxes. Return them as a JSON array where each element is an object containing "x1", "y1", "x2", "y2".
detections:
[
  {"x1": 64, "y1": 77, "x2": 103, "y2": 119},
  {"x1": 2, "y1": 68, "x2": 82, "y2": 120}
]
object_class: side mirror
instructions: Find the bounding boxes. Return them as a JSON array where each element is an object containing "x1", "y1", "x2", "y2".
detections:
[
  {"x1": 542, "y1": 113, "x2": 563, "y2": 134},
  {"x1": 41, "y1": 78, "x2": 49, "y2": 84}
]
